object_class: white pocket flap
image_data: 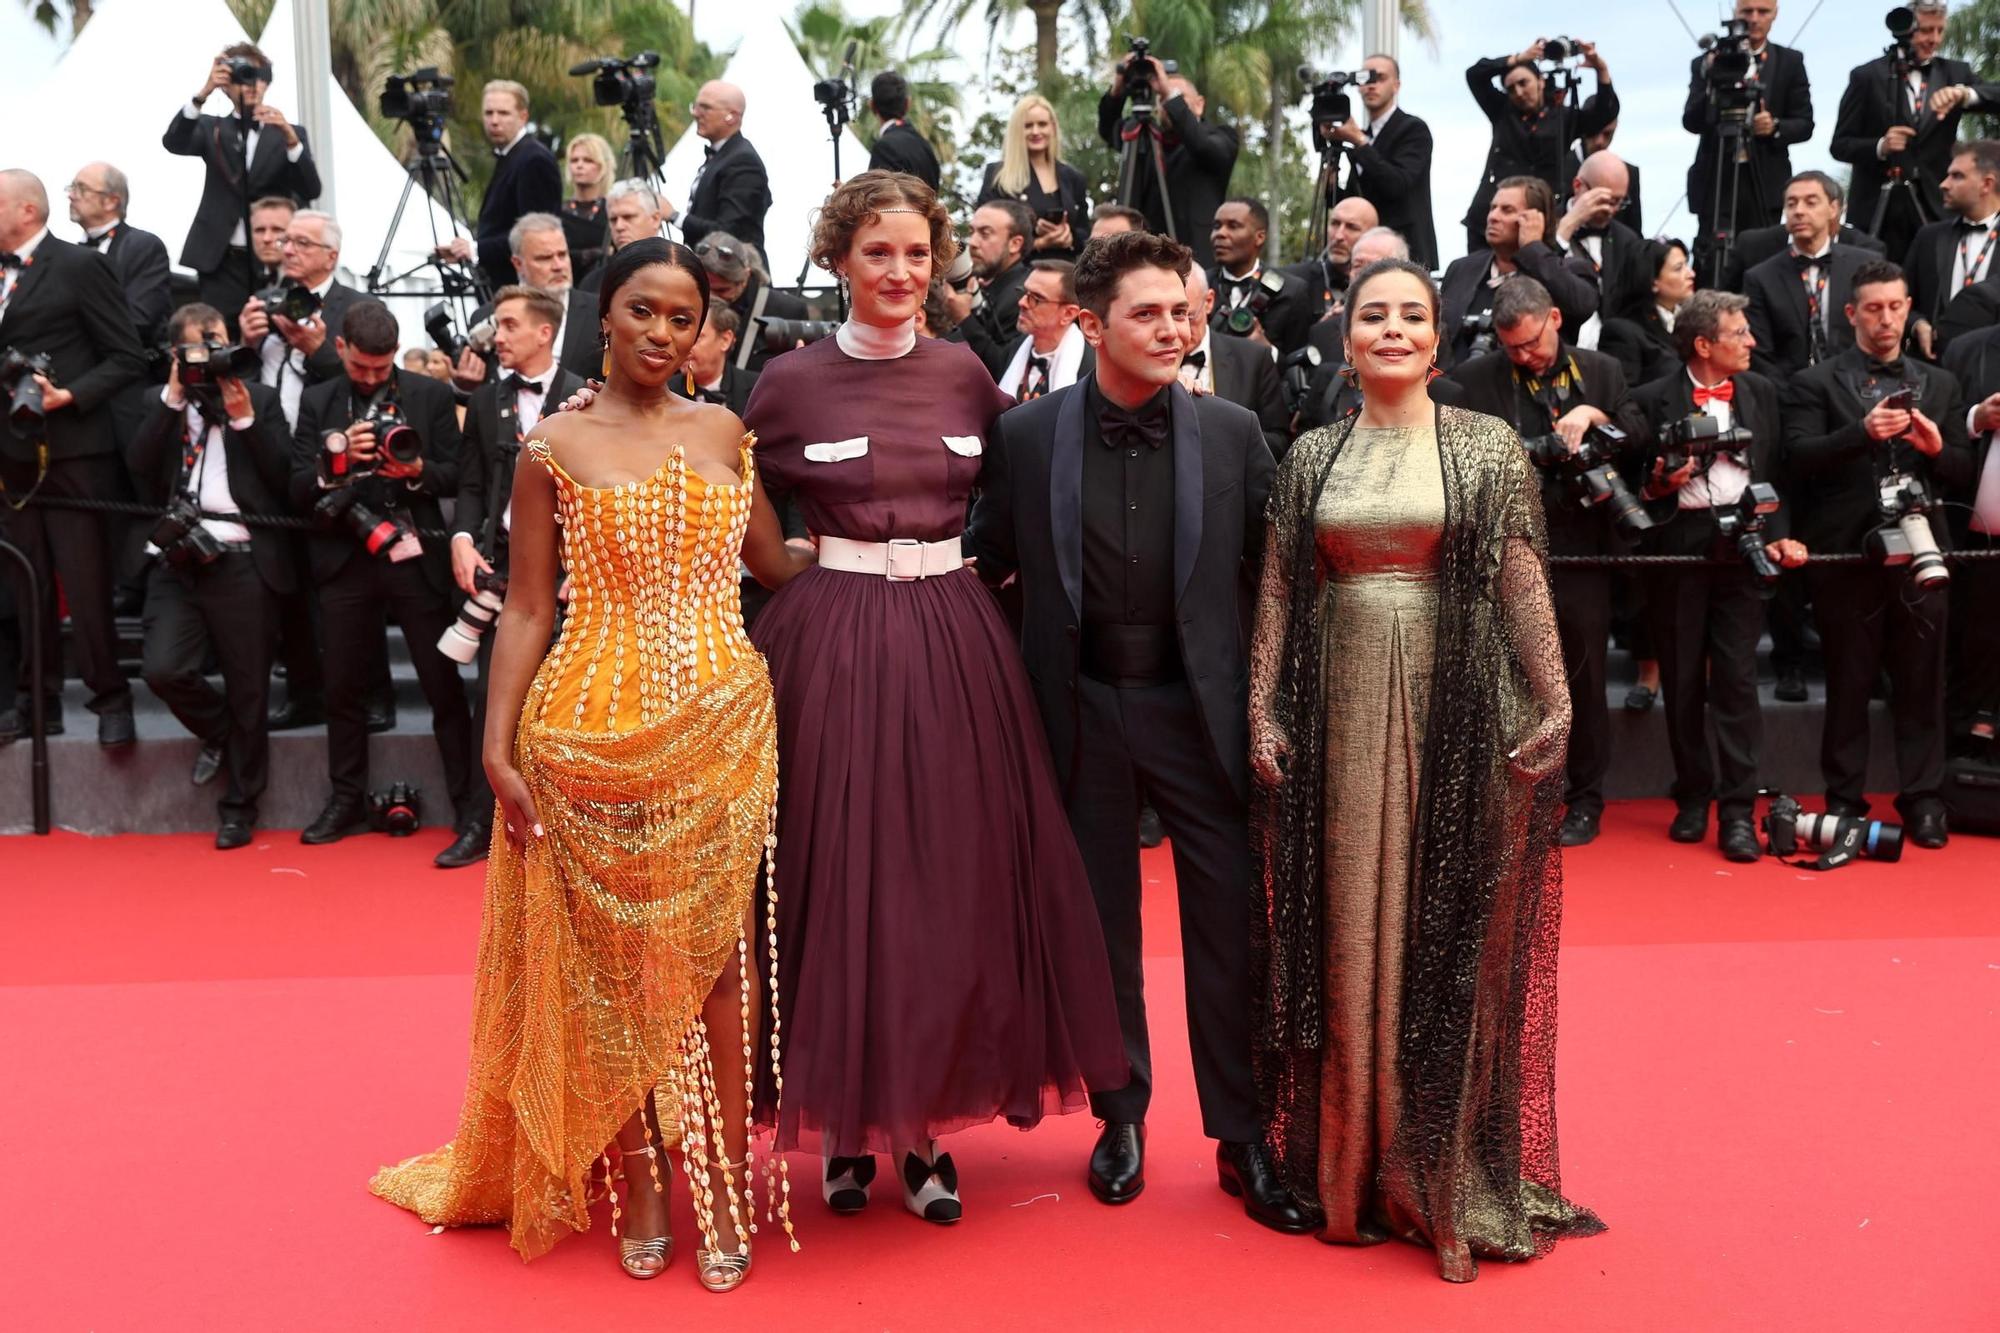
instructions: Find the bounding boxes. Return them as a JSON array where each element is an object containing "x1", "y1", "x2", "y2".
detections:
[
  {"x1": 943, "y1": 434, "x2": 984, "y2": 457},
  {"x1": 804, "y1": 436, "x2": 869, "y2": 462}
]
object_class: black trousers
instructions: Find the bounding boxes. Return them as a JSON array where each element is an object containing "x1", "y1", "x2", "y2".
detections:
[
  {"x1": 319, "y1": 552, "x2": 473, "y2": 818},
  {"x1": 1552, "y1": 566, "x2": 1613, "y2": 817},
  {"x1": 274, "y1": 535, "x2": 324, "y2": 705},
  {"x1": 198, "y1": 248, "x2": 259, "y2": 342},
  {"x1": 0, "y1": 454, "x2": 132, "y2": 715},
  {"x1": 1643, "y1": 521, "x2": 1767, "y2": 821},
  {"x1": 1949, "y1": 529, "x2": 2000, "y2": 729},
  {"x1": 1066, "y1": 675, "x2": 1257, "y2": 1143},
  {"x1": 1809, "y1": 564, "x2": 1949, "y2": 812},
  {"x1": 141, "y1": 552, "x2": 276, "y2": 820}
]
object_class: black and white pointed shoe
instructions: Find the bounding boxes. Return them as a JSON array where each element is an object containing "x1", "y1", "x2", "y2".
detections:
[
  {"x1": 823, "y1": 1154, "x2": 877, "y2": 1214},
  {"x1": 901, "y1": 1144, "x2": 962, "y2": 1224}
]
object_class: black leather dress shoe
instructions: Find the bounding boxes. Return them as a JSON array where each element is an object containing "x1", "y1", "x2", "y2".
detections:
[
  {"x1": 1558, "y1": 808, "x2": 1600, "y2": 847},
  {"x1": 434, "y1": 821, "x2": 491, "y2": 869},
  {"x1": 1137, "y1": 805, "x2": 1164, "y2": 849},
  {"x1": 0, "y1": 706, "x2": 61, "y2": 742},
  {"x1": 364, "y1": 700, "x2": 397, "y2": 734},
  {"x1": 1718, "y1": 819, "x2": 1762, "y2": 863},
  {"x1": 191, "y1": 742, "x2": 224, "y2": 786},
  {"x1": 300, "y1": 800, "x2": 366, "y2": 845},
  {"x1": 1910, "y1": 808, "x2": 1949, "y2": 850},
  {"x1": 1623, "y1": 683, "x2": 1657, "y2": 712},
  {"x1": 215, "y1": 816, "x2": 254, "y2": 851},
  {"x1": 1088, "y1": 1121, "x2": 1145, "y2": 1204},
  {"x1": 1774, "y1": 669, "x2": 1808, "y2": 703},
  {"x1": 97, "y1": 708, "x2": 136, "y2": 748},
  {"x1": 266, "y1": 697, "x2": 324, "y2": 730},
  {"x1": 1216, "y1": 1141, "x2": 1314, "y2": 1234},
  {"x1": 1669, "y1": 805, "x2": 1709, "y2": 843}
]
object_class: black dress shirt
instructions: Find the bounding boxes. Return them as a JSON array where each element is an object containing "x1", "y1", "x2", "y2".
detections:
[{"x1": 1080, "y1": 380, "x2": 1177, "y2": 635}]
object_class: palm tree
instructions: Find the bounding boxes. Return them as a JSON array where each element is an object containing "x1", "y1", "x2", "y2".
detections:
[
  {"x1": 22, "y1": 0, "x2": 91, "y2": 39},
  {"x1": 788, "y1": 1, "x2": 962, "y2": 159},
  {"x1": 899, "y1": 0, "x2": 1122, "y2": 83}
]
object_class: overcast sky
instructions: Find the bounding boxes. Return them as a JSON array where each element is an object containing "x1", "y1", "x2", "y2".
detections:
[{"x1": 700, "y1": 0, "x2": 1916, "y2": 265}]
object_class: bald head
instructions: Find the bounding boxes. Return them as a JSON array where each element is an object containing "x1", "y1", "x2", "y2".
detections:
[
  {"x1": 1326, "y1": 196, "x2": 1379, "y2": 267},
  {"x1": 1184, "y1": 263, "x2": 1214, "y2": 327},
  {"x1": 0, "y1": 169, "x2": 49, "y2": 249},
  {"x1": 1351, "y1": 226, "x2": 1409, "y2": 269},
  {"x1": 1566, "y1": 151, "x2": 1631, "y2": 233},
  {"x1": 1577, "y1": 151, "x2": 1630, "y2": 195},
  {"x1": 694, "y1": 80, "x2": 746, "y2": 144}
]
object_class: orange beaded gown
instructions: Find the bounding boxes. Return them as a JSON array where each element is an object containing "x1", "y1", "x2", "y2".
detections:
[{"x1": 370, "y1": 438, "x2": 795, "y2": 1262}]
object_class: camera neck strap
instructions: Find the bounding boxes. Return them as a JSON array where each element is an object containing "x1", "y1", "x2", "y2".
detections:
[{"x1": 1517, "y1": 354, "x2": 1580, "y2": 429}]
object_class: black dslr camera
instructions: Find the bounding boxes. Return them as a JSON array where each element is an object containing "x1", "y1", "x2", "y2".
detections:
[
  {"x1": 758, "y1": 317, "x2": 842, "y2": 355},
  {"x1": 423, "y1": 301, "x2": 496, "y2": 367},
  {"x1": 1460, "y1": 310, "x2": 1498, "y2": 359},
  {"x1": 381, "y1": 67, "x2": 454, "y2": 152},
  {"x1": 368, "y1": 782, "x2": 423, "y2": 836},
  {"x1": 1763, "y1": 793, "x2": 1904, "y2": 868},
  {"x1": 1214, "y1": 273, "x2": 1286, "y2": 338},
  {"x1": 1698, "y1": 17, "x2": 1761, "y2": 118},
  {"x1": 174, "y1": 338, "x2": 261, "y2": 391},
  {"x1": 1524, "y1": 423, "x2": 1655, "y2": 536},
  {"x1": 1714, "y1": 481, "x2": 1783, "y2": 592},
  {"x1": 1121, "y1": 37, "x2": 1176, "y2": 115},
  {"x1": 1660, "y1": 413, "x2": 1755, "y2": 473},
  {"x1": 144, "y1": 496, "x2": 229, "y2": 568},
  {"x1": 1867, "y1": 473, "x2": 1950, "y2": 588},
  {"x1": 0, "y1": 347, "x2": 53, "y2": 430},
  {"x1": 360, "y1": 399, "x2": 423, "y2": 468},
  {"x1": 226, "y1": 55, "x2": 270, "y2": 86},
  {"x1": 1297, "y1": 65, "x2": 1374, "y2": 150},
  {"x1": 1540, "y1": 36, "x2": 1582, "y2": 62},
  {"x1": 1278, "y1": 345, "x2": 1323, "y2": 420},
  {"x1": 254, "y1": 278, "x2": 322, "y2": 325},
  {"x1": 571, "y1": 51, "x2": 660, "y2": 111}
]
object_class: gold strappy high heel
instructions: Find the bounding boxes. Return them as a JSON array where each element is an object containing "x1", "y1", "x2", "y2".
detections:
[
  {"x1": 696, "y1": 1158, "x2": 753, "y2": 1293},
  {"x1": 609, "y1": 1143, "x2": 673, "y2": 1280}
]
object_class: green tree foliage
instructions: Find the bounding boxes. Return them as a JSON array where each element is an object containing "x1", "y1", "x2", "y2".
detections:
[
  {"x1": 788, "y1": 0, "x2": 963, "y2": 170},
  {"x1": 1947, "y1": 0, "x2": 2000, "y2": 77}
]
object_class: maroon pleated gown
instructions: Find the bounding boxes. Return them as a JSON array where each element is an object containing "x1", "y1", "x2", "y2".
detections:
[{"x1": 746, "y1": 329, "x2": 1126, "y2": 1155}]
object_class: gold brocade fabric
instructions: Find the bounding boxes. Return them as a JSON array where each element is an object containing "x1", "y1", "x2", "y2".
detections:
[{"x1": 369, "y1": 439, "x2": 792, "y2": 1262}]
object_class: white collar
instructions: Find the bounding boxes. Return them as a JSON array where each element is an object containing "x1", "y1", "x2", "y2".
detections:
[
  {"x1": 1222, "y1": 260, "x2": 1261, "y2": 283},
  {"x1": 508, "y1": 362, "x2": 554, "y2": 391},
  {"x1": 1686, "y1": 366, "x2": 1731, "y2": 392},
  {"x1": 308, "y1": 274, "x2": 336, "y2": 299},
  {"x1": 494, "y1": 125, "x2": 530, "y2": 157},
  {"x1": 835, "y1": 317, "x2": 917, "y2": 360},
  {"x1": 12, "y1": 226, "x2": 50, "y2": 262},
  {"x1": 1966, "y1": 211, "x2": 2000, "y2": 230},
  {"x1": 699, "y1": 372, "x2": 725, "y2": 392},
  {"x1": 1004, "y1": 321, "x2": 1086, "y2": 391},
  {"x1": 86, "y1": 221, "x2": 117, "y2": 241},
  {"x1": 1365, "y1": 104, "x2": 1398, "y2": 134},
  {"x1": 1793, "y1": 240, "x2": 1832, "y2": 262}
]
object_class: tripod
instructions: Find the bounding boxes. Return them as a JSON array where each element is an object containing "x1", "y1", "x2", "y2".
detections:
[
  {"x1": 1702, "y1": 106, "x2": 1766, "y2": 286},
  {"x1": 365, "y1": 136, "x2": 486, "y2": 323},
  {"x1": 619, "y1": 102, "x2": 668, "y2": 192},
  {"x1": 1116, "y1": 105, "x2": 1176, "y2": 241},
  {"x1": 795, "y1": 80, "x2": 856, "y2": 315},
  {"x1": 1302, "y1": 133, "x2": 1347, "y2": 262}
]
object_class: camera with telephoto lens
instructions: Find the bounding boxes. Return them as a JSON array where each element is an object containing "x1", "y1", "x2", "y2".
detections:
[
  {"x1": 174, "y1": 339, "x2": 262, "y2": 391},
  {"x1": 312, "y1": 481, "x2": 421, "y2": 562},
  {"x1": 1763, "y1": 792, "x2": 1904, "y2": 867},
  {"x1": 1660, "y1": 413, "x2": 1756, "y2": 473},
  {"x1": 226, "y1": 55, "x2": 269, "y2": 86},
  {"x1": 1698, "y1": 17, "x2": 1761, "y2": 118},
  {"x1": 1279, "y1": 345, "x2": 1323, "y2": 419},
  {"x1": 1524, "y1": 423, "x2": 1655, "y2": 535},
  {"x1": 368, "y1": 782, "x2": 423, "y2": 836},
  {"x1": 1297, "y1": 66, "x2": 1375, "y2": 149},
  {"x1": 358, "y1": 399, "x2": 423, "y2": 468},
  {"x1": 758, "y1": 317, "x2": 842, "y2": 355},
  {"x1": 423, "y1": 301, "x2": 496, "y2": 366},
  {"x1": 144, "y1": 495, "x2": 229, "y2": 567},
  {"x1": 1215, "y1": 275, "x2": 1282, "y2": 338},
  {"x1": 1713, "y1": 481, "x2": 1783, "y2": 593},
  {"x1": 1866, "y1": 473, "x2": 1950, "y2": 588},
  {"x1": 254, "y1": 278, "x2": 322, "y2": 325},
  {"x1": 381, "y1": 67, "x2": 454, "y2": 152},
  {"x1": 0, "y1": 347, "x2": 53, "y2": 430},
  {"x1": 1460, "y1": 310, "x2": 1498, "y2": 359},
  {"x1": 438, "y1": 566, "x2": 508, "y2": 665},
  {"x1": 570, "y1": 51, "x2": 659, "y2": 111}
]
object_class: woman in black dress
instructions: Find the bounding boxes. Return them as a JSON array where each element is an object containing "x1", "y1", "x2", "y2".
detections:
[
  {"x1": 1600, "y1": 238, "x2": 1692, "y2": 389},
  {"x1": 561, "y1": 132, "x2": 614, "y2": 281},
  {"x1": 976, "y1": 94, "x2": 1092, "y2": 263}
]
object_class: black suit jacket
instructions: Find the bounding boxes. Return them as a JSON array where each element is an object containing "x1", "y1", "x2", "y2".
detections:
[
  {"x1": 1902, "y1": 217, "x2": 2000, "y2": 330},
  {"x1": 1096, "y1": 92, "x2": 1239, "y2": 268},
  {"x1": 1334, "y1": 107, "x2": 1437, "y2": 269},
  {"x1": 1462, "y1": 57, "x2": 1618, "y2": 232},
  {"x1": 682, "y1": 134, "x2": 773, "y2": 254},
  {"x1": 1599, "y1": 309, "x2": 1680, "y2": 389},
  {"x1": 94, "y1": 223, "x2": 172, "y2": 344},
  {"x1": 288, "y1": 368, "x2": 464, "y2": 592},
  {"x1": 162, "y1": 107, "x2": 323, "y2": 273},
  {"x1": 1567, "y1": 216, "x2": 1651, "y2": 322},
  {"x1": 0, "y1": 235, "x2": 147, "y2": 463},
  {"x1": 466, "y1": 286, "x2": 601, "y2": 383},
  {"x1": 1716, "y1": 223, "x2": 1885, "y2": 293},
  {"x1": 1781, "y1": 346, "x2": 1972, "y2": 553},
  {"x1": 1620, "y1": 367, "x2": 1790, "y2": 541},
  {"x1": 869, "y1": 121, "x2": 941, "y2": 192},
  {"x1": 1745, "y1": 244, "x2": 1869, "y2": 378},
  {"x1": 1942, "y1": 324, "x2": 2000, "y2": 538},
  {"x1": 126, "y1": 382, "x2": 296, "y2": 593},
  {"x1": 1684, "y1": 43, "x2": 1813, "y2": 224},
  {"x1": 1439, "y1": 243, "x2": 1602, "y2": 368},
  {"x1": 456, "y1": 365, "x2": 585, "y2": 555},
  {"x1": 671, "y1": 361, "x2": 759, "y2": 416},
  {"x1": 960, "y1": 261, "x2": 1033, "y2": 380},
  {"x1": 1832, "y1": 56, "x2": 2000, "y2": 233},
  {"x1": 475, "y1": 137, "x2": 563, "y2": 294},
  {"x1": 967, "y1": 378, "x2": 1274, "y2": 801},
  {"x1": 1206, "y1": 334, "x2": 1287, "y2": 459},
  {"x1": 1935, "y1": 272, "x2": 2000, "y2": 354}
]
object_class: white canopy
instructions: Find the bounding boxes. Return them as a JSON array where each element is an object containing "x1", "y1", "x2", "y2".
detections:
[{"x1": 659, "y1": 22, "x2": 867, "y2": 287}]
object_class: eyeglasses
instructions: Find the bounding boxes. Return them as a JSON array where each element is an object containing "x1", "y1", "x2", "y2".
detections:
[
  {"x1": 280, "y1": 236, "x2": 333, "y2": 251},
  {"x1": 1020, "y1": 291, "x2": 1064, "y2": 311},
  {"x1": 694, "y1": 239, "x2": 738, "y2": 261},
  {"x1": 1497, "y1": 312, "x2": 1554, "y2": 355},
  {"x1": 64, "y1": 181, "x2": 111, "y2": 198}
]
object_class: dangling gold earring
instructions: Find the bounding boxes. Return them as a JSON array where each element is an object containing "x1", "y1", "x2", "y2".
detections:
[
  {"x1": 684, "y1": 363, "x2": 696, "y2": 394},
  {"x1": 599, "y1": 330, "x2": 610, "y2": 381}
]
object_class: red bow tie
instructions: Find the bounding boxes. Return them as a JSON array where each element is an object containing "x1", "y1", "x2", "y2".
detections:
[{"x1": 1693, "y1": 380, "x2": 1735, "y2": 406}]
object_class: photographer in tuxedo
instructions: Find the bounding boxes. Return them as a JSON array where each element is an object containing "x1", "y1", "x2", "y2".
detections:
[
  {"x1": 1554, "y1": 151, "x2": 1647, "y2": 349},
  {"x1": 1447, "y1": 275, "x2": 1633, "y2": 845},
  {"x1": 1178, "y1": 265, "x2": 1287, "y2": 458},
  {"x1": 1318, "y1": 55, "x2": 1436, "y2": 270},
  {"x1": 162, "y1": 43, "x2": 322, "y2": 335},
  {"x1": 288, "y1": 299, "x2": 472, "y2": 848},
  {"x1": 950, "y1": 200, "x2": 1037, "y2": 378},
  {"x1": 1462, "y1": 37, "x2": 1619, "y2": 253},
  {"x1": 127, "y1": 303, "x2": 293, "y2": 849},
  {"x1": 1904, "y1": 141, "x2": 2000, "y2": 360},
  {"x1": 441, "y1": 286, "x2": 583, "y2": 869},
  {"x1": 65, "y1": 162, "x2": 169, "y2": 345},
  {"x1": 1096, "y1": 54, "x2": 1240, "y2": 268},
  {"x1": 451, "y1": 214, "x2": 597, "y2": 388},
  {"x1": 666, "y1": 81, "x2": 772, "y2": 254},
  {"x1": 1684, "y1": 1, "x2": 1813, "y2": 279},
  {"x1": 239, "y1": 208, "x2": 359, "y2": 427},
  {"x1": 866, "y1": 72, "x2": 941, "y2": 192},
  {"x1": 1619, "y1": 290, "x2": 1806, "y2": 860},
  {"x1": 0, "y1": 169, "x2": 146, "y2": 746},
  {"x1": 1745, "y1": 172, "x2": 1869, "y2": 377},
  {"x1": 1439, "y1": 175, "x2": 1600, "y2": 368},
  {"x1": 998, "y1": 260, "x2": 1093, "y2": 402},
  {"x1": 435, "y1": 81, "x2": 560, "y2": 295},
  {"x1": 1783, "y1": 260, "x2": 1973, "y2": 846},
  {"x1": 694, "y1": 231, "x2": 806, "y2": 374},
  {"x1": 1208, "y1": 198, "x2": 1310, "y2": 356},
  {"x1": 1281, "y1": 197, "x2": 1376, "y2": 326},
  {"x1": 1832, "y1": 2, "x2": 2000, "y2": 267}
]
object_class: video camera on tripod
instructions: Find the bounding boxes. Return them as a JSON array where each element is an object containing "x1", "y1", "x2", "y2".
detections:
[
  {"x1": 1698, "y1": 18, "x2": 1762, "y2": 117},
  {"x1": 371, "y1": 68, "x2": 482, "y2": 302},
  {"x1": 571, "y1": 52, "x2": 667, "y2": 184},
  {"x1": 1297, "y1": 65, "x2": 1376, "y2": 152},
  {"x1": 380, "y1": 66, "x2": 455, "y2": 156},
  {"x1": 1523, "y1": 423, "x2": 1655, "y2": 536}
]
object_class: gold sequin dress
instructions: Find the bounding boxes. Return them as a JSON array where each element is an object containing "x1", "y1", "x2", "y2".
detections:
[{"x1": 370, "y1": 438, "x2": 794, "y2": 1262}]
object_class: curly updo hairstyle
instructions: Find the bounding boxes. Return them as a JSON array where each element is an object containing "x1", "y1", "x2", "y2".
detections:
[{"x1": 808, "y1": 170, "x2": 959, "y2": 276}]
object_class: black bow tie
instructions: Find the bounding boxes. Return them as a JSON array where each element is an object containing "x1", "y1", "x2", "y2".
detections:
[
  {"x1": 0, "y1": 252, "x2": 21, "y2": 270},
  {"x1": 704, "y1": 143, "x2": 718, "y2": 158},
  {"x1": 1222, "y1": 270, "x2": 1257, "y2": 291},
  {"x1": 1099, "y1": 397, "x2": 1171, "y2": 452},
  {"x1": 79, "y1": 231, "x2": 110, "y2": 249},
  {"x1": 1866, "y1": 358, "x2": 1908, "y2": 378},
  {"x1": 502, "y1": 373, "x2": 547, "y2": 397},
  {"x1": 1959, "y1": 219, "x2": 1991, "y2": 234},
  {"x1": 1791, "y1": 250, "x2": 1826, "y2": 273},
  {"x1": 1182, "y1": 349, "x2": 1207, "y2": 372}
]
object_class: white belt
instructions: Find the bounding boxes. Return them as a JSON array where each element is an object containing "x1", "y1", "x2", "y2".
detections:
[{"x1": 817, "y1": 534, "x2": 962, "y2": 581}]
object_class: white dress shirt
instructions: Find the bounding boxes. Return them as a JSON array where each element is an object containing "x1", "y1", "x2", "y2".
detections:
[
  {"x1": 1681, "y1": 370, "x2": 1752, "y2": 511},
  {"x1": 258, "y1": 274, "x2": 337, "y2": 430},
  {"x1": 1951, "y1": 211, "x2": 2000, "y2": 292},
  {"x1": 161, "y1": 387, "x2": 255, "y2": 544}
]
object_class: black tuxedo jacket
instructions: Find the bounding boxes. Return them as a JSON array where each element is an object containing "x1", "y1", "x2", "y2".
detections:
[
  {"x1": 0, "y1": 235, "x2": 147, "y2": 463},
  {"x1": 868, "y1": 121, "x2": 941, "y2": 192},
  {"x1": 1599, "y1": 309, "x2": 1680, "y2": 390},
  {"x1": 1439, "y1": 243, "x2": 1601, "y2": 368},
  {"x1": 1334, "y1": 107, "x2": 1437, "y2": 269},
  {"x1": 1445, "y1": 345, "x2": 1633, "y2": 554},
  {"x1": 1935, "y1": 272, "x2": 2000, "y2": 355},
  {"x1": 288, "y1": 368, "x2": 464, "y2": 591},
  {"x1": 1462, "y1": 57, "x2": 1618, "y2": 233},
  {"x1": 671, "y1": 361, "x2": 759, "y2": 417},
  {"x1": 1942, "y1": 324, "x2": 2000, "y2": 537},
  {"x1": 126, "y1": 382, "x2": 296, "y2": 593},
  {"x1": 1832, "y1": 56, "x2": 2000, "y2": 231},
  {"x1": 960, "y1": 261, "x2": 1033, "y2": 380},
  {"x1": 1781, "y1": 346, "x2": 1972, "y2": 553},
  {"x1": 1206, "y1": 334, "x2": 1288, "y2": 459},
  {"x1": 1096, "y1": 92, "x2": 1240, "y2": 268},
  {"x1": 1566, "y1": 216, "x2": 1651, "y2": 323},
  {"x1": 475, "y1": 137, "x2": 563, "y2": 294},
  {"x1": 1902, "y1": 217, "x2": 2000, "y2": 329},
  {"x1": 1683, "y1": 43, "x2": 1813, "y2": 223},
  {"x1": 162, "y1": 108, "x2": 323, "y2": 273},
  {"x1": 456, "y1": 364, "x2": 585, "y2": 554},
  {"x1": 92, "y1": 222, "x2": 172, "y2": 344},
  {"x1": 467, "y1": 286, "x2": 601, "y2": 383},
  {"x1": 1717, "y1": 223, "x2": 1884, "y2": 293},
  {"x1": 683, "y1": 135, "x2": 773, "y2": 254},
  {"x1": 1209, "y1": 264, "x2": 1311, "y2": 357},
  {"x1": 1620, "y1": 367, "x2": 1790, "y2": 541},
  {"x1": 966, "y1": 378, "x2": 1275, "y2": 801},
  {"x1": 1744, "y1": 245, "x2": 1870, "y2": 378}
]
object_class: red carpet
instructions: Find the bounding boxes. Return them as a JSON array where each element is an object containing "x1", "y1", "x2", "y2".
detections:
[{"x1": 3, "y1": 800, "x2": 1997, "y2": 1330}]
